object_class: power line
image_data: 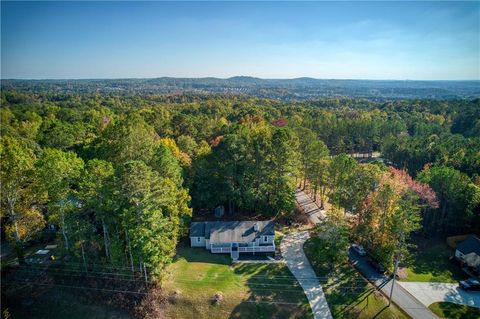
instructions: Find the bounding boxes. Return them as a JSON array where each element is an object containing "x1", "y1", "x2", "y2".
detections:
[
  {"x1": 6, "y1": 262, "x2": 386, "y2": 298},
  {"x1": 11, "y1": 267, "x2": 150, "y2": 284},
  {"x1": 9, "y1": 264, "x2": 383, "y2": 287},
  {"x1": 11, "y1": 263, "x2": 383, "y2": 281},
  {"x1": 9, "y1": 270, "x2": 371, "y2": 293},
  {"x1": 6, "y1": 269, "x2": 375, "y2": 295},
  {"x1": 2, "y1": 279, "x2": 148, "y2": 295},
  {"x1": 2, "y1": 280, "x2": 325, "y2": 305},
  {"x1": 12, "y1": 264, "x2": 142, "y2": 278},
  {"x1": 49, "y1": 260, "x2": 139, "y2": 270}
]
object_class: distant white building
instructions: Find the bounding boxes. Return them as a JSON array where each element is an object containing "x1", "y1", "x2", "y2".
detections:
[{"x1": 189, "y1": 220, "x2": 275, "y2": 260}]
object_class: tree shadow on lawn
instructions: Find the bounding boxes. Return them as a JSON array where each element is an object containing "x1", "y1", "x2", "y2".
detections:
[
  {"x1": 372, "y1": 305, "x2": 389, "y2": 319},
  {"x1": 228, "y1": 263, "x2": 313, "y2": 319},
  {"x1": 405, "y1": 236, "x2": 467, "y2": 282},
  {"x1": 174, "y1": 241, "x2": 231, "y2": 265},
  {"x1": 309, "y1": 258, "x2": 399, "y2": 319},
  {"x1": 324, "y1": 268, "x2": 376, "y2": 318},
  {"x1": 431, "y1": 302, "x2": 480, "y2": 319}
]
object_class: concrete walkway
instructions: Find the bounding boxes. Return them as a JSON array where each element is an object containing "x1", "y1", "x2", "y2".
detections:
[
  {"x1": 295, "y1": 189, "x2": 327, "y2": 224},
  {"x1": 398, "y1": 282, "x2": 480, "y2": 309},
  {"x1": 297, "y1": 189, "x2": 438, "y2": 318},
  {"x1": 281, "y1": 231, "x2": 333, "y2": 319}
]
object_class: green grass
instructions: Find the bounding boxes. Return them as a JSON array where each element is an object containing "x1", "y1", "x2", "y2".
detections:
[
  {"x1": 162, "y1": 243, "x2": 312, "y2": 319},
  {"x1": 304, "y1": 237, "x2": 410, "y2": 319},
  {"x1": 274, "y1": 230, "x2": 284, "y2": 247},
  {"x1": 429, "y1": 302, "x2": 480, "y2": 319},
  {"x1": 402, "y1": 238, "x2": 467, "y2": 283}
]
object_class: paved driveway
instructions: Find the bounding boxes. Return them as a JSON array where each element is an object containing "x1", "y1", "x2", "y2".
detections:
[
  {"x1": 295, "y1": 190, "x2": 326, "y2": 224},
  {"x1": 398, "y1": 282, "x2": 480, "y2": 309},
  {"x1": 281, "y1": 231, "x2": 333, "y2": 319}
]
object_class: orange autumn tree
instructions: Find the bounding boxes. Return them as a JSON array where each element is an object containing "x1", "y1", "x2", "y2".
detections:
[
  {"x1": 355, "y1": 167, "x2": 438, "y2": 268},
  {"x1": 158, "y1": 137, "x2": 191, "y2": 167}
]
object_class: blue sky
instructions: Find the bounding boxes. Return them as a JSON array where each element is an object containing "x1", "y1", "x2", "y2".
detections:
[{"x1": 1, "y1": 1, "x2": 479, "y2": 80}]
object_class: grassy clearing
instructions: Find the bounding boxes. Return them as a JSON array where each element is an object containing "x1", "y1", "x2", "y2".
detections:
[
  {"x1": 402, "y1": 238, "x2": 467, "y2": 283},
  {"x1": 162, "y1": 243, "x2": 312, "y2": 319},
  {"x1": 304, "y1": 237, "x2": 409, "y2": 319},
  {"x1": 429, "y1": 302, "x2": 480, "y2": 319}
]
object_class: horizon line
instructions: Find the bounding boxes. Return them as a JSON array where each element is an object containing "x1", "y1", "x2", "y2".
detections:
[{"x1": 1, "y1": 76, "x2": 479, "y2": 82}]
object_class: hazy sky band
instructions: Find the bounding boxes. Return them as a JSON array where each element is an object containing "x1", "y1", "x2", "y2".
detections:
[{"x1": 1, "y1": 1, "x2": 479, "y2": 80}]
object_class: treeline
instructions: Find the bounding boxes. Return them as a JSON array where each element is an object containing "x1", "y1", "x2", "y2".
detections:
[
  {"x1": 1, "y1": 91, "x2": 479, "y2": 275},
  {"x1": 1, "y1": 110, "x2": 191, "y2": 278}
]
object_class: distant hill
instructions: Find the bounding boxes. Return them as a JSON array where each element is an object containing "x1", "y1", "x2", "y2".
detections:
[{"x1": 1, "y1": 77, "x2": 479, "y2": 100}]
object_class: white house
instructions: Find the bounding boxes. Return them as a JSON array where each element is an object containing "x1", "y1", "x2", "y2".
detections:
[
  {"x1": 189, "y1": 220, "x2": 275, "y2": 260},
  {"x1": 455, "y1": 236, "x2": 480, "y2": 271}
]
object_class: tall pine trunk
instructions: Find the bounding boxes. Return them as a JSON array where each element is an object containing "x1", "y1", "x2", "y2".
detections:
[
  {"x1": 102, "y1": 219, "x2": 110, "y2": 261},
  {"x1": 81, "y1": 241, "x2": 87, "y2": 273},
  {"x1": 125, "y1": 228, "x2": 134, "y2": 272},
  {"x1": 60, "y1": 204, "x2": 69, "y2": 251},
  {"x1": 440, "y1": 200, "x2": 448, "y2": 235},
  {"x1": 7, "y1": 197, "x2": 24, "y2": 263}
]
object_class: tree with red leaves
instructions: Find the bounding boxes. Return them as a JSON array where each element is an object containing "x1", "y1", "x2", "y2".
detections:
[
  {"x1": 209, "y1": 135, "x2": 224, "y2": 147},
  {"x1": 271, "y1": 118, "x2": 288, "y2": 127},
  {"x1": 388, "y1": 167, "x2": 439, "y2": 209}
]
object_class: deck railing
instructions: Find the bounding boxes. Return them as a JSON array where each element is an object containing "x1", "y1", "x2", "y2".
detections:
[
  {"x1": 238, "y1": 245, "x2": 275, "y2": 252},
  {"x1": 210, "y1": 245, "x2": 275, "y2": 253},
  {"x1": 211, "y1": 247, "x2": 231, "y2": 253}
]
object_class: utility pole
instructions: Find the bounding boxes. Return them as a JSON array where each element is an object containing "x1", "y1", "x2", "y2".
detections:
[{"x1": 388, "y1": 255, "x2": 400, "y2": 307}]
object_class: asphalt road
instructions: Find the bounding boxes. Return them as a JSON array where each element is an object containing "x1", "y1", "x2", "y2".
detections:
[
  {"x1": 348, "y1": 248, "x2": 439, "y2": 319},
  {"x1": 296, "y1": 189, "x2": 439, "y2": 318}
]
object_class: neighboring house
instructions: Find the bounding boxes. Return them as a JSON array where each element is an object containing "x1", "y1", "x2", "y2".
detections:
[
  {"x1": 455, "y1": 236, "x2": 480, "y2": 271},
  {"x1": 190, "y1": 220, "x2": 275, "y2": 260}
]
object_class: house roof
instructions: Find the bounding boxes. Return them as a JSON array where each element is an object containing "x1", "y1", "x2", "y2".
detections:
[
  {"x1": 189, "y1": 220, "x2": 275, "y2": 243},
  {"x1": 456, "y1": 236, "x2": 480, "y2": 256},
  {"x1": 190, "y1": 222, "x2": 205, "y2": 237}
]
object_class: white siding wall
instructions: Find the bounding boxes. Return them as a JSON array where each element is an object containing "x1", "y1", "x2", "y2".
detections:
[
  {"x1": 192, "y1": 236, "x2": 274, "y2": 249},
  {"x1": 190, "y1": 236, "x2": 206, "y2": 247},
  {"x1": 253, "y1": 235, "x2": 274, "y2": 245},
  {"x1": 464, "y1": 253, "x2": 480, "y2": 267},
  {"x1": 455, "y1": 250, "x2": 463, "y2": 259},
  {"x1": 261, "y1": 235, "x2": 274, "y2": 244}
]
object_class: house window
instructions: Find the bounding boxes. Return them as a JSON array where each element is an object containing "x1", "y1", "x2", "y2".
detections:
[
  {"x1": 263, "y1": 236, "x2": 268, "y2": 242},
  {"x1": 197, "y1": 237, "x2": 201, "y2": 242}
]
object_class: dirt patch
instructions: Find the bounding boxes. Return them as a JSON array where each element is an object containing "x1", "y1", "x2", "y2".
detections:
[{"x1": 397, "y1": 267, "x2": 408, "y2": 279}]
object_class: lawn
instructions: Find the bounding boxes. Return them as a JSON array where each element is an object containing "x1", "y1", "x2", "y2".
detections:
[
  {"x1": 162, "y1": 243, "x2": 312, "y2": 319},
  {"x1": 303, "y1": 237, "x2": 409, "y2": 319},
  {"x1": 428, "y1": 302, "x2": 480, "y2": 319},
  {"x1": 401, "y1": 237, "x2": 467, "y2": 283}
]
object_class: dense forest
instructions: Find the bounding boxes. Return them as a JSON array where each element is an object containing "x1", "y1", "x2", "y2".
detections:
[
  {"x1": 2, "y1": 78, "x2": 480, "y2": 100},
  {"x1": 1, "y1": 89, "x2": 479, "y2": 286}
]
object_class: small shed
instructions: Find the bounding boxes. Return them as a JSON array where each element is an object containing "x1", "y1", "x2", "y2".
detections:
[
  {"x1": 26, "y1": 249, "x2": 52, "y2": 264},
  {"x1": 455, "y1": 236, "x2": 480, "y2": 269}
]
